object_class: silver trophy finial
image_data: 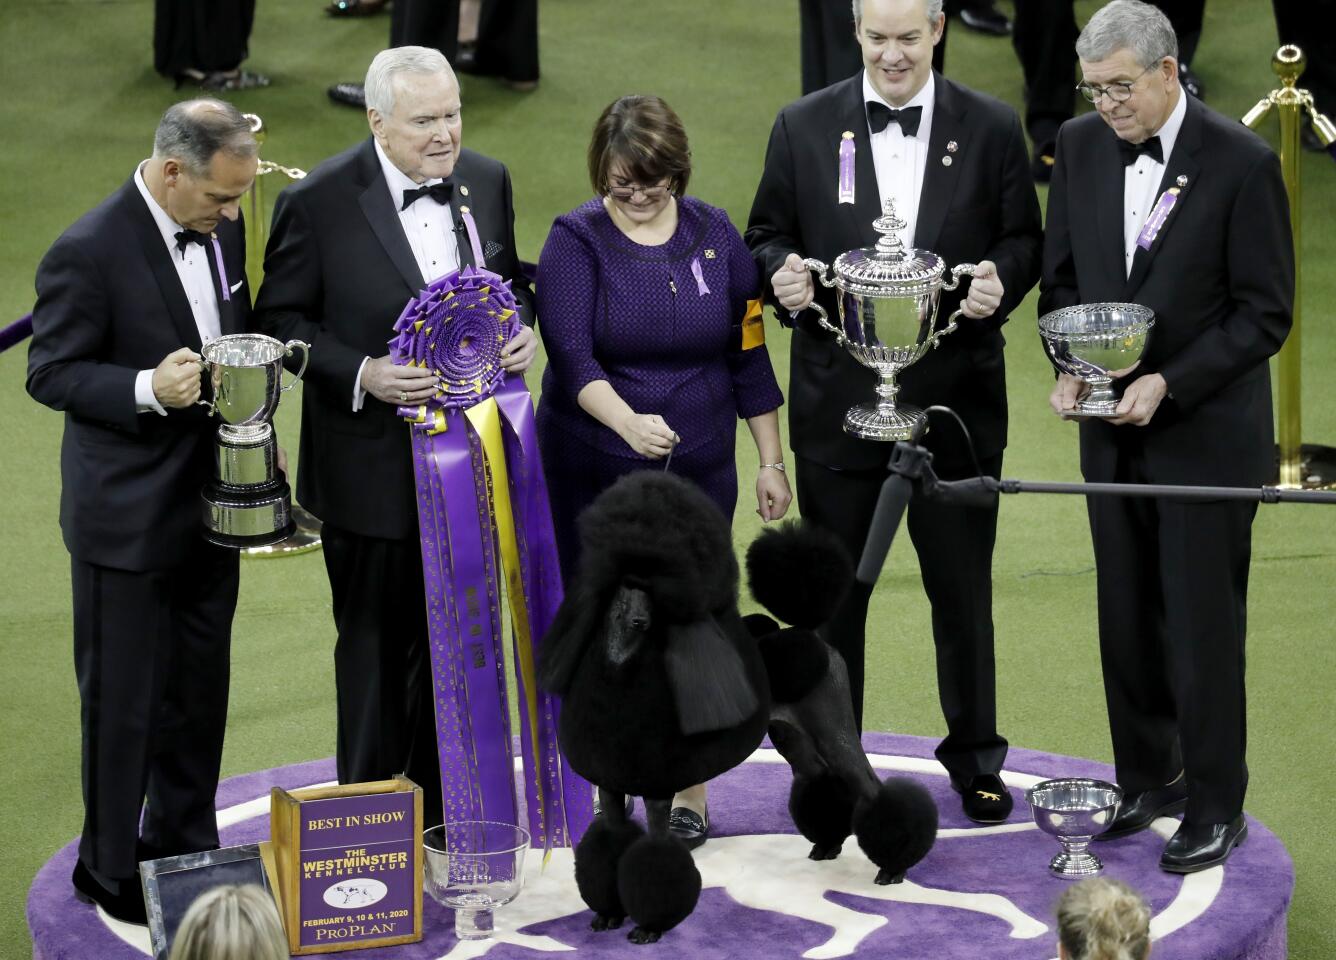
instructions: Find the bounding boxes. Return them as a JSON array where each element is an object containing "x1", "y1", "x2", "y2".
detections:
[{"x1": 873, "y1": 198, "x2": 909, "y2": 259}]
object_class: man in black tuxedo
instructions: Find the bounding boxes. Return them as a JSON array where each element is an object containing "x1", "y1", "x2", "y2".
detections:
[
  {"x1": 27, "y1": 99, "x2": 258, "y2": 924},
  {"x1": 1041, "y1": 0, "x2": 1292, "y2": 872},
  {"x1": 746, "y1": 0, "x2": 1042, "y2": 823},
  {"x1": 255, "y1": 46, "x2": 536, "y2": 828}
]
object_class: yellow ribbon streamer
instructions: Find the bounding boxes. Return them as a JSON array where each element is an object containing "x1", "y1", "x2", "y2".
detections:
[{"x1": 465, "y1": 397, "x2": 549, "y2": 859}]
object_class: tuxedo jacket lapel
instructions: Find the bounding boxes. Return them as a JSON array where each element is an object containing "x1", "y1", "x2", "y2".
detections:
[
  {"x1": 1124, "y1": 99, "x2": 1203, "y2": 299},
  {"x1": 125, "y1": 186, "x2": 203, "y2": 351},
  {"x1": 356, "y1": 143, "x2": 424, "y2": 297},
  {"x1": 914, "y1": 73, "x2": 968, "y2": 252},
  {"x1": 1094, "y1": 128, "x2": 1127, "y2": 292}
]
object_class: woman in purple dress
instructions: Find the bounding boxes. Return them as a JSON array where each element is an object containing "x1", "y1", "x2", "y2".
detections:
[{"x1": 536, "y1": 95, "x2": 791, "y2": 847}]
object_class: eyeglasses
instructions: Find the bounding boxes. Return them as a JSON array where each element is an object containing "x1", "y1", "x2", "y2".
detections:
[
  {"x1": 1076, "y1": 64, "x2": 1156, "y2": 104},
  {"x1": 607, "y1": 180, "x2": 671, "y2": 201}
]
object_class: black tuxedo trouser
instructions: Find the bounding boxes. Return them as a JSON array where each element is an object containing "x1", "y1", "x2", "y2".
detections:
[
  {"x1": 322, "y1": 524, "x2": 445, "y2": 828},
  {"x1": 1088, "y1": 447, "x2": 1253, "y2": 825},
  {"x1": 72, "y1": 543, "x2": 238, "y2": 887},
  {"x1": 795, "y1": 452, "x2": 1008, "y2": 783}
]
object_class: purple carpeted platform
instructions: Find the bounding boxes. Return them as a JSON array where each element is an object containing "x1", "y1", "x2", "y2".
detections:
[{"x1": 28, "y1": 733, "x2": 1292, "y2": 959}]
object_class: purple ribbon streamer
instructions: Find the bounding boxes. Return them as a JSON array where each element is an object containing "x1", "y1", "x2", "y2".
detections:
[
  {"x1": 838, "y1": 135, "x2": 856, "y2": 205},
  {"x1": 461, "y1": 209, "x2": 486, "y2": 268},
  {"x1": 690, "y1": 257, "x2": 710, "y2": 296},
  {"x1": 210, "y1": 235, "x2": 230, "y2": 302}
]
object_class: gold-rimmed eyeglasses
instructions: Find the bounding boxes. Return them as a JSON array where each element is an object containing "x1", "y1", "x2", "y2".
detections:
[{"x1": 1076, "y1": 64, "x2": 1157, "y2": 104}]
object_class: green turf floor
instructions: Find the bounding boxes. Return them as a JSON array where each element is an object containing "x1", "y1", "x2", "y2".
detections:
[{"x1": 3, "y1": 0, "x2": 1335, "y2": 955}]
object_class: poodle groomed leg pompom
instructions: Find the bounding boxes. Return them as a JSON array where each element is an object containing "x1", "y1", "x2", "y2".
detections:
[
  {"x1": 617, "y1": 833, "x2": 702, "y2": 944},
  {"x1": 575, "y1": 814, "x2": 645, "y2": 930},
  {"x1": 854, "y1": 777, "x2": 940, "y2": 885}
]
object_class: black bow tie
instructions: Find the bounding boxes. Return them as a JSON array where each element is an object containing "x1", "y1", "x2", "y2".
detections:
[
  {"x1": 401, "y1": 181, "x2": 454, "y2": 210},
  {"x1": 867, "y1": 102, "x2": 923, "y2": 137},
  {"x1": 174, "y1": 229, "x2": 207, "y2": 256},
  {"x1": 1118, "y1": 135, "x2": 1164, "y2": 165}
]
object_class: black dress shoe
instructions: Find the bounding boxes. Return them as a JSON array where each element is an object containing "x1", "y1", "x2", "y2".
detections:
[
  {"x1": 328, "y1": 82, "x2": 366, "y2": 108},
  {"x1": 668, "y1": 807, "x2": 709, "y2": 850},
  {"x1": 953, "y1": 773, "x2": 1014, "y2": 823},
  {"x1": 958, "y1": 3, "x2": 1012, "y2": 36},
  {"x1": 1096, "y1": 777, "x2": 1187, "y2": 840},
  {"x1": 72, "y1": 860, "x2": 148, "y2": 925},
  {"x1": 1160, "y1": 815, "x2": 1247, "y2": 873},
  {"x1": 1179, "y1": 64, "x2": 1206, "y2": 100}
]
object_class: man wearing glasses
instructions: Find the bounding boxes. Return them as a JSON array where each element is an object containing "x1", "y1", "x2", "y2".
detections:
[
  {"x1": 747, "y1": 0, "x2": 1042, "y2": 825},
  {"x1": 1041, "y1": 0, "x2": 1292, "y2": 872}
]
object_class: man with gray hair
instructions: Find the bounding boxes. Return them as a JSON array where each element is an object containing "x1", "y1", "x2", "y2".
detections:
[
  {"x1": 255, "y1": 46, "x2": 537, "y2": 828},
  {"x1": 748, "y1": 0, "x2": 1042, "y2": 825},
  {"x1": 28, "y1": 98, "x2": 258, "y2": 923},
  {"x1": 1041, "y1": 0, "x2": 1292, "y2": 872}
]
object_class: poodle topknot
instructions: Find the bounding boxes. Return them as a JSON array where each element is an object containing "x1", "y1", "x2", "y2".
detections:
[{"x1": 575, "y1": 470, "x2": 738, "y2": 623}]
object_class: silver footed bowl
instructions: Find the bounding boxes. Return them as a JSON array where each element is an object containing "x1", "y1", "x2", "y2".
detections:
[
  {"x1": 1038, "y1": 302, "x2": 1154, "y2": 416},
  {"x1": 1025, "y1": 778, "x2": 1122, "y2": 879}
]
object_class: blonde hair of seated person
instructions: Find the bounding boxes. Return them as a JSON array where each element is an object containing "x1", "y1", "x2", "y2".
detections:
[
  {"x1": 168, "y1": 883, "x2": 288, "y2": 960},
  {"x1": 1056, "y1": 877, "x2": 1152, "y2": 960}
]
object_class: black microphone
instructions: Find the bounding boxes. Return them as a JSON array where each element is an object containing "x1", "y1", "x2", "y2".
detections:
[
  {"x1": 919, "y1": 476, "x2": 1000, "y2": 508},
  {"x1": 857, "y1": 472, "x2": 914, "y2": 585}
]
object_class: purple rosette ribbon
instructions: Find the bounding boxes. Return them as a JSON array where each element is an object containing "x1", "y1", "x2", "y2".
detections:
[{"x1": 389, "y1": 265, "x2": 593, "y2": 851}]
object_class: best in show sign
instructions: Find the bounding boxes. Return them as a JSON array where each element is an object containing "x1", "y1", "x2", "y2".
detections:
[{"x1": 270, "y1": 776, "x2": 423, "y2": 954}]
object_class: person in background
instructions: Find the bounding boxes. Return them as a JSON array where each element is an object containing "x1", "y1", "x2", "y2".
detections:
[
  {"x1": 535, "y1": 94, "x2": 791, "y2": 849},
  {"x1": 1055, "y1": 877, "x2": 1152, "y2": 960},
  {"x1": 168, "y1": 885, "x2": 288, "y2": 960},
  {"x1": 155, "y1": 0, "x2": 269, "y2": 90}
]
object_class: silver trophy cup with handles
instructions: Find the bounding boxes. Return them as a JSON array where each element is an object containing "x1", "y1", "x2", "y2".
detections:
[
  {"x1": 801, "y1": 199, "x2": 977, "y2": 441},
  {"x1": 1038, "y1": 303, "x2": 1155, "y2": 416},
  {"x1": 197, "y1": 333, "x2": 309, "y2": 548}
]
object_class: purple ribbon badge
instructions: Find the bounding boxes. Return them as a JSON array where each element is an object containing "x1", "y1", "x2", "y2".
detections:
[
  {"x1": 209, "y1": 234, "x2": 231, "y2": 303},
  {"x1": 1136, "y1": 186, "x2": 1181, "y2": 251},
  {"x1": 839, "y1": 132, "x2": 856, "y2": 205},
  {"x1": 690, "y1": 257, "x2": 710, "y2": 296}
]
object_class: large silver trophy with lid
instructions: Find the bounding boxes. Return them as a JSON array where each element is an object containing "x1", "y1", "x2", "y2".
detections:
[
  {"x1": 802, "y1": 199, "x2": 977, "y2": 441},
  {"x1": 1038, "y1": 303, "x2": 1155, "y2": 417},
  {"x1": 197, "y1": 333, "x2": 309, "y2": 548}
]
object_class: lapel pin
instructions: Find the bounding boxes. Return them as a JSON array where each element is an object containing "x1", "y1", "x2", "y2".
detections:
[
  {"x1": 460, "y1": 204, "x2": 470, "y2": 214},
  {"x1": 1176, "y1": 175, "x2": 1188, "y2": 187},
  {"x1": 460, "y1": 185, "x2": 470, "y2": 197},
  {"x1": 946, "y1": 140, "x2": 958, "y2": 153},
  {"x1": 942, "y1": 156, "x2": 953, "y2": 167},
  {"x1": 843, "y1": 131, "x2": 854, "y2": 140},
  {"x1": 704, "y1": 248, "x2": 717, "y2": 259}
]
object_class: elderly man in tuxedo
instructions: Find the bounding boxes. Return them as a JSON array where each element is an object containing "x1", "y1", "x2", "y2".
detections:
[
  {"x1": 747, "y1": 0, "x2": 1042, "y2": 824},
  {"x1": 1042, "y1": 0, "x2": 1292, "y2": 872},
  {"x1": 254, "y1": 46, "x2": 537, "y2": 827},
  {"x1": 28, "y1": 99, "x2": 257, "y2": 924}
]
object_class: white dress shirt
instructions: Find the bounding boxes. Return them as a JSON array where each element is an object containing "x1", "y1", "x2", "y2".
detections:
[
  {"x1": 864, "y1": 71, "x2": 935, "y2": 246},
  {"x1": 132, "y1": 162, "x2": 223, "y2": 415},
  {"x1": 1123, "y1": 89, "x2": 1187, "y2": 276},
  {"x1": 353, "y1": 141, "x2": 463, "y2": 411}
]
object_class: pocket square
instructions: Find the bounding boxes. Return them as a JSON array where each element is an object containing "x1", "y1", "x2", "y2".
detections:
[
  {"x1": 484, "y1": 240, "x2": 504, "y2": 260},
  {"x1": 229, "y1": 279, "x2": 245, "y2": 293}
]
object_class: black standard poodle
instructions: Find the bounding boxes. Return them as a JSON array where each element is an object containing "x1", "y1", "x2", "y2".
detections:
[
  {"x1": 538, "y1": 472, "x2": 771, "y2": 943},
  {"x1": 539, "y1": 474, "x2": 938, "y2": 944},
  {"x1": 745, "y1": 521, "x2": 938, "y2": 885}
]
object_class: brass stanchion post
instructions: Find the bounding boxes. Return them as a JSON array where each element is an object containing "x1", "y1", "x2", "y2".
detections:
[
  {"x1": 238, "y1": 114, "x2": 322, "y2": 557},
  {"x1": 1242, "y1": 46, "x2": 1336, "y2": 489}
]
